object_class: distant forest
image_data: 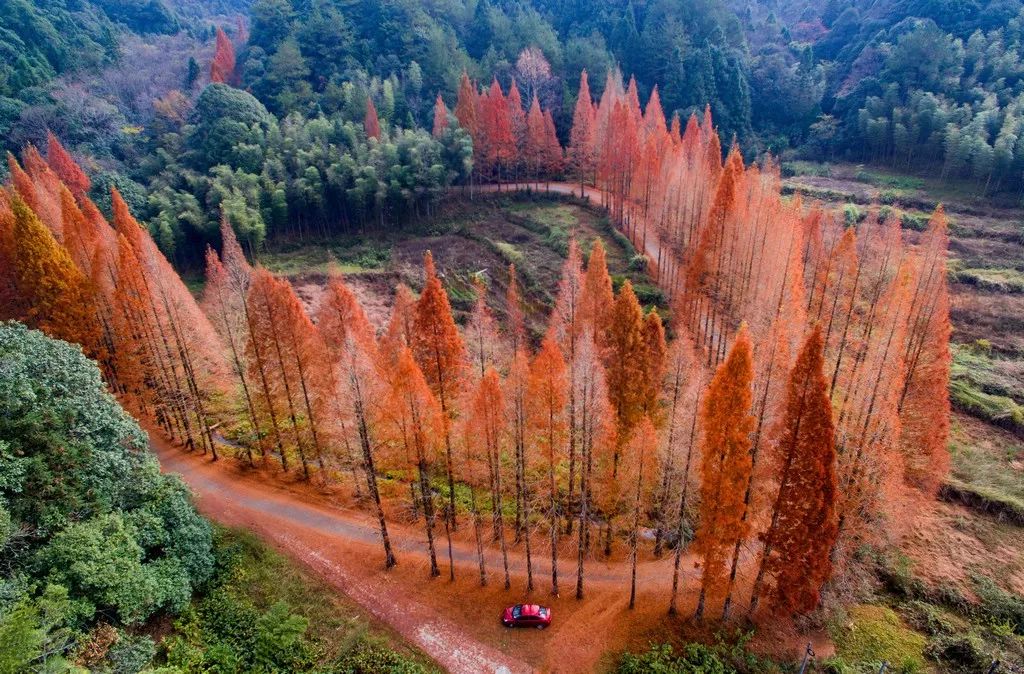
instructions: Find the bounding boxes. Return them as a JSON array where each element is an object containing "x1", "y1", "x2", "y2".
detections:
[{"x1": 4, "y1": 0, "x2": 1024, "y2": 261}]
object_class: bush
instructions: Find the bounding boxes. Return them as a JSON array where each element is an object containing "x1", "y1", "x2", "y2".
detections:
[
  {"x1": 925, "y1": 634, "x2": 988, "y2": 672},
  {"x1": 331, "y1": 642, "x2": 429, "y2": 673},
  {"x1": 107, "y1": 633, "x2": 156, "y2": 674},
  {"x1": 618, "y1": 643, "x2": 733, "y2": 674},
  {"x1": 629, "y1": 254, "x2": 649, "y2": 272},
  {"x1": 972, "y1": 575, "x2": 1024, "y2": 636}
]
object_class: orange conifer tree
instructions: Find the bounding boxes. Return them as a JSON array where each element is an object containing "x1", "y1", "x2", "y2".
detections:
[
  {"x1": 749, "y1": 325, "x2": 838, "y2": 617},
  {"x1": 528, "y1": 336, "x2": 568, "y2": 596},
  {"x1": 364, "y1": 97, "x2": 381, "y2": 139},
  {"x1": 567, "y1": 70, "x2": 596, "y2": 197},
  {"x1": 432, "y1": 94, "x2": 449, "y2": 138},
  {"x1": 210, "y1": 27, "x2": 237, "y2": 85},
  {"x1": 46, "y1": 133, "x2": 90, "y2": 197},
  {"x1": 693, "y1": 324, "x2": 755, "y2": 620},
  {"x1": 412, "y1": 251, "x2": 468, "y2": 544}
]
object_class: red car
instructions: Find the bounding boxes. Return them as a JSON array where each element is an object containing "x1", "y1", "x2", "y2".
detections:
[{"x1": 501, "y1": 603, "x2": 552, "y2": 629}]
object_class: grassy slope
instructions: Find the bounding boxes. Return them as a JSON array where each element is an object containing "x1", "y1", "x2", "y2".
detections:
[
  {"x1": 786, "y1": 161, "x2": 1024, "y2": 672},
  {"x1": 260, "y1": 192, "x2": 666, "y2": 341}
]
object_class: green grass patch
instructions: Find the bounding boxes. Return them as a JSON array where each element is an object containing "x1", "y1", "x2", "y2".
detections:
[
  {"x1": 830, "y1": 605, "x2": 927, "y2": 673},
  {"x1": 262, "y1": 239, "x2": 391, "y2": 276},
  {"x1": 952, "y1": 267, "x2": 1024, "y2": 293},
  {"x1": 781, "y1": 160, "x2": 833, "y2": 178},
  {"x1": 950, "y1": 342, "x2": 1024, "y2": 434},
  {"x1": 853, "y1": 168, "x2": 926, "y2": 192}
]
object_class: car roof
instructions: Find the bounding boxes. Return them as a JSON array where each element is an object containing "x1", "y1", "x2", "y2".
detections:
[{"x1": 521, "y1": 604, "x2": 541, "y2": 616}]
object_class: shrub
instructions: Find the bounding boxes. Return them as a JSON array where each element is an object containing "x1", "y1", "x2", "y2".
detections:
[
  {"x1": 618, "y1": 643, "x2": 733, "y2": 674},
  {"x1": 331, "y1": 642, "x2": 429, "y2": 673},
  {"x1": 925, "y1": 634, "x2": 988, "y2": 671},
  {"x1": 972, "y1": 575, "x2": 1024, "y2": 635}
]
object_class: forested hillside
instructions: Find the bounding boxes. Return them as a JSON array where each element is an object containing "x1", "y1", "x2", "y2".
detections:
[{"x1": 5, "y1": 0, "x2": 1024, "y2": 266}]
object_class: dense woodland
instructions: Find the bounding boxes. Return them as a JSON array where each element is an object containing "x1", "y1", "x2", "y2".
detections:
[
  {"x1": 1, "y1": 0, "x2": 1023, "y2": 264},
  {"x1": 0, "y1": 63, "x2": 951, "y2": 630}
]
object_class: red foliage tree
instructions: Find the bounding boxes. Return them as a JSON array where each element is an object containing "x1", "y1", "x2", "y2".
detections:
[
  {"x1": 693, "y1": 324, "x2": 755, "y2": 620},
  {"x1": 210, "y1": 27, "x2": 237, "y2": 85},
  {"x1": 749, "y1": 324, "x2": 838, "y2": 618},
  {"x1": 432, "y1": 94, "x2": 449, "y2": 138},
  {"x1": 364, "y1": 97, "x2": 381, "y2": 139},
  {"x1": 46, "y1": 133, "x2": 90, "y2": 197},
  {"x1": 412, "y1": 251, "x2": 468, "y2": 538},
  {"x1": 567, "y1": 70, "x2": 596, "y2": 196},
  {"x1": 528, "y1": 336, "x2": 568, "y2": 595}
]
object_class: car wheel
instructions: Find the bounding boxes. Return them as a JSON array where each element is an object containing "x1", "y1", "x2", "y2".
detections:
[{"x1": 536, "y1": 624, "x2": 546, "y2": 630}]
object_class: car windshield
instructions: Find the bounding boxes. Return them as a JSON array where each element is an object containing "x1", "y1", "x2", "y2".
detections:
[{"x1": 512, "y1": 605, "x2": 522, "y2": 618}]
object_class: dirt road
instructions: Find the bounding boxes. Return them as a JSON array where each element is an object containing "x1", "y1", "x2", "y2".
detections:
[{"x1": 155, "y1": 440, "x2": 535, "y2": 674}]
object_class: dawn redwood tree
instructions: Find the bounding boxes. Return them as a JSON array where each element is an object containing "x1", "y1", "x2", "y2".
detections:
[
  {"x1": 542, "y1": 110, "x2": 563, "y2": 183},
  {"x1": 548, "y1": 239, "x2": 584, "y2": 532},
  {"x1": 505, "y1": 263, "x2": 526, "y2": 354},
  {"x1": 693, "y1": 324, "x2": 754, "y2": 621},
  {"x1": 627, "y1": 415, "x2": 657, "y2": 609},
  {"x1": 365, "y1": 97, "x2": 381, "y2": 139},
  {"x1": 525, "y1": 95, "x2": 546, "y2": 184},
  {"x1": 506, "y1": 346, "x2": 533, "y2": 587},
  {"x1": 568, "y1": 70, "x2": 596, "y2": 196},
  {"x1": 653, "y1": 331, "x2": 700, "y2": 558},
  {"x1": 528, "y1": 336, "x2": 568, "y2": 596},
  {"x1": 412, "y1": 251, "x2": 468, "y2": 539},
  {"x1": 581, "y1": 239, "x2": 614, "y2": 341},
  {"x1": 467, "y1": 276, "x2": 503, "y2": 377},
  {"x1": 432, "y1": 94, "x2": 449, "y2": 138},
  {"x1": 46, "y1": 133, "x2": 90, "y2": 197},
  {"x1": 210, "y1": 27, "x2": 237, "y2": 85},
  {"x1": 388, "y1": 347, "x2": 444, "y2": 578},
  {"x1": 203, "y1": 246, "x2": 260, "y2": 465},
  {"x1": 605, "y1": 280, "x2": 647, "y2": 454},
  {"x1": 466, "y1": 367, "x2": 512, "y2": 588},
  {"x1": 246, "y1": 269, "x2": 321, "y2": 477},
  {"x1": 507, "y1": 80, "x2": 527, "y2": 180},
  {"x1": 572, "y1": 333, "x2": 613, "y2": 599},
  {"x1": 3, "y1": 191, "x2": 101, "y2": 358},
  {"x1": 748, "y1": 325, "x2": 838, "y2": 618},
  {"x1": 218, "y1": 219, "x2": 288, "y2": 465},
  {"x1": 379, "y1": 283, "x2": 417, "y2": 367},
  {"x1": 111, "y1": 189, "x2": 223, "y2": 457},
  {"x1": 899, "y1": 206, "x2": 952, "y2": 493}
]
